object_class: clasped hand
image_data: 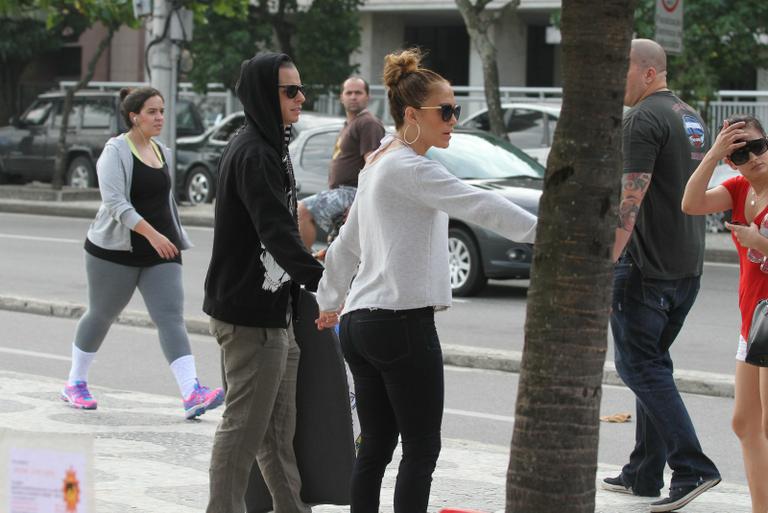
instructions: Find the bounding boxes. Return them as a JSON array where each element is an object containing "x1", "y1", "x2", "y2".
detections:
[{"x1": 315, "y1": 310, "x2": 340, "y2": 330}]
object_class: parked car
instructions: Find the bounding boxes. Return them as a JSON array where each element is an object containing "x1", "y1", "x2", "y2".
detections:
[
  {"x1": 0, "y1": 90, "x2": 206, "y2": 187},
  {"x1": 459, "y1": 102, "x2": 561, "y2": 164},
  {"x1": 461, "y1": 102, "x2": 736, "y2": 232},
  {"x1": 174, "y1": 111, "x2": 344, "y2": 204},
  {"x1": 289, "y1": 125, "x2": 544, "y2": 296}
]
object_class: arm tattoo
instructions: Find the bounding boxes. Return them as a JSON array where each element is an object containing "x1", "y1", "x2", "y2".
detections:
[{"x1": 617, "y1": 172, "x2": 651, "y2": 232}]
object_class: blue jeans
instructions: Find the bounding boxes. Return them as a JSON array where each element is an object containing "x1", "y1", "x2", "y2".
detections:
[
  {"x1": 339, "y1": 307, "x2": 443, "y2": 513},
  {"x1": 611, "y1": 255, "x2": 719, "y2": 494}
]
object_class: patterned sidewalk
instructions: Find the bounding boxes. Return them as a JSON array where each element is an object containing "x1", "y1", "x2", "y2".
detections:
[{"x1": 0, "y1": 370, "x2": 751, "y2": 513}]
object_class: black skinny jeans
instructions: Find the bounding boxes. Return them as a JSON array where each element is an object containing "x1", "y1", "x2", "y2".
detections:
[{"x1": 339, "y1": 307, "x2": 444, "y2": 513}]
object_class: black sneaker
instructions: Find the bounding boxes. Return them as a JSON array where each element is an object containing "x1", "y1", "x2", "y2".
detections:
[
  {"x1": 601, "y1": 475, "x2": 633, "y2": 495},
  {"x1": 649, "y1": 477, "x2": 721, "y2": 512}
]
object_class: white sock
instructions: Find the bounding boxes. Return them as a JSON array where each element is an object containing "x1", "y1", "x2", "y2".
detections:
[
  {"x1": 68, "y1": 344, "x2": 97, "y2": 385},
  {"x1": 170, "y1": 355, "x2": 198, "y2": 398}
]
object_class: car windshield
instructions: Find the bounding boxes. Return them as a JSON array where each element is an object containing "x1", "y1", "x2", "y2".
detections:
[{"x1": 426, "y1": 132, "x2": 545, "y2": 180}]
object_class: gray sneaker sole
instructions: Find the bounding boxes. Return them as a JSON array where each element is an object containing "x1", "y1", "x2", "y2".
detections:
[{"x1": 600, "y1": 481, "x2": 633, "y2": 495}]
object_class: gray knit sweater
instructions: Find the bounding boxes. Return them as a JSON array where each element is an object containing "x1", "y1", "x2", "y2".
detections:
[{"x1": 316, "y1": 136, "x2": 537, "y2": 314}]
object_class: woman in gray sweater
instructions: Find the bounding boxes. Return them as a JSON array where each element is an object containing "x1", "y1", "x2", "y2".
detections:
[
  {"x1": 315, "y1": 49, "x2": 537, "y2": 513},
  {"x1": 60, "y1": 87, "x2": 222, "y2": 419}
]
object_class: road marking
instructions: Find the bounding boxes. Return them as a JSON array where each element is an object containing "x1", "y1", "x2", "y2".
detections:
[
  {"x1": 444, "y1": 407, "x2": 514, "y2": 423},
  {"x1": 0, "y1": 233, "x2": 80, "y2": 244},
  {"x1": 0, "y1": 346, "x2": 71, "y2": 362}
]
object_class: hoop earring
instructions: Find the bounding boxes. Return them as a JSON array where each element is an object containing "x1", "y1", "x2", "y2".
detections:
[{"x1": 403, "y1": 123, "x2": 421, "y2": 145}]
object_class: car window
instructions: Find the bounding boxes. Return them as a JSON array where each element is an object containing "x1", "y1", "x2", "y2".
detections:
[
  {"x1": 82, "y1": 98, "x2": 113, "y2": 128},
  {"x1": 211, "y1": 115, "x2": 244, "y2": 143},
  {"x1": 463, "y1": 112, "x2": 490, "y2": 132},
  {"x1": 176, "y1": 100, "x2": 203, "y2": 136},
  {"x1": 426, "y1": 132, "x2": 544, "y2": 180},
  {"x1": 51, "y1": 99, "x2": 83, "y2": 128},
  {"x1": 21, "y1": 100, "x2": 53, "y2": 125},
  {"x1": 300, "y1": 131, "x2": 339, "y2": 175},
  {"x1": 505, "y1": 108, "x2": 547, "y2": 148}
]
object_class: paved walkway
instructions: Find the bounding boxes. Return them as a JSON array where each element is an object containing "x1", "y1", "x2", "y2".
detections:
[{"x1": 0, "y1": 370, "x2": 751, "y2": 513}]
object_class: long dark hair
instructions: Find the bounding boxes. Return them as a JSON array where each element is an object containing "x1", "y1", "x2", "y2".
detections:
[{"x1": 724, "y1": 113, "x2": 766, "y2": 138}]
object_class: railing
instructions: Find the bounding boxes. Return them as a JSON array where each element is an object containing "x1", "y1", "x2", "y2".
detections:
[
  {"x1": 59, "y1": 81, "x2": 768, "y2": 135},
  {"x1": 313, "y1": 84, "x2": 564, "y2": 123}
]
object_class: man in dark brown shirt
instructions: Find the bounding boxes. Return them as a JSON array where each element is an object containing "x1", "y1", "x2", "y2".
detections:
[{"x1": 298, "y1": 77, "x2": 385, "y2": 249}]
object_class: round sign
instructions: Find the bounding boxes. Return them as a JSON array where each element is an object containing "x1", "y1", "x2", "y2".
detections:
[{"x1": 661, "y1": 0, "x2": 681, "y2": 12}]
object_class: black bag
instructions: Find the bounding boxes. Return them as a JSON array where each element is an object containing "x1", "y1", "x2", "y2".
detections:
[
  {"x1": 747, "y1": 299, "x2": 768, "y2": 366},
  {"x1": 244, "y1": 290, "x2": 355, "y2": 512}
]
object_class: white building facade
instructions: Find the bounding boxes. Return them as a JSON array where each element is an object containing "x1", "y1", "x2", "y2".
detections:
[{"x1": 353, "y1": 0, "x2": 562, "y2": 87}]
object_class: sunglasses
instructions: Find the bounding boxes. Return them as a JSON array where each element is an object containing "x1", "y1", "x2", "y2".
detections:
[
  {"x1": 278, "y1": 84, "x2": 306, "y2": 99},
  {"x1": 730, "y1": 138, "x2": 768, "y2": 166},
  {"x1": 419, "y1": 104, "x2": 462, "y2": 122}
]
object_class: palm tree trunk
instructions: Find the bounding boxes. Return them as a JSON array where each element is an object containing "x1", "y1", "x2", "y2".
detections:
[
  {"x1": 506, "y1": 1, "x2": 636, "y2": 512},
  {"x1": 51, "y1": 27, "x2": 115, "y2": 190}
]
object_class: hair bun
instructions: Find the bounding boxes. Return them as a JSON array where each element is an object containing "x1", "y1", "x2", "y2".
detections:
[
  {"x1": 119, "y1": 87, "x2": 132, "y2": 102},
  {"x1": 382, "y1": 48, "x2": 422, "y2": 88}
]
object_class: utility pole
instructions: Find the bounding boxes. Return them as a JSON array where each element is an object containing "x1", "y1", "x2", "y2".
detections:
[
  {"x1": 147, "y1": 0, "x2": 192, "y2": 176},
  {"x1": 148, "y1": 0, "x2": 176, "y2": 157}
]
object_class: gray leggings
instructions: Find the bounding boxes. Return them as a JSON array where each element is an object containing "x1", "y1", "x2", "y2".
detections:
[{"x1": 73, "y1": 253, "x2": 192, "y2": 363}]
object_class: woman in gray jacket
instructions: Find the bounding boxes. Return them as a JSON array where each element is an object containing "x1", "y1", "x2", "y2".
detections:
[{"x1": 60, "y1": 87, "x2": 223, "y2": 419}]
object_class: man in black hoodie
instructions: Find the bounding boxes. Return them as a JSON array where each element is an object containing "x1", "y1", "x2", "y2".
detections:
[{"x1": 204, "y1": 53, "x2": 323, "y2": 513}]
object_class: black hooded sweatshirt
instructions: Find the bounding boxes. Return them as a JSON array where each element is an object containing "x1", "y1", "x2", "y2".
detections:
[{"x1": 203, "y1": 53, "x2": 324, "y2": 328}]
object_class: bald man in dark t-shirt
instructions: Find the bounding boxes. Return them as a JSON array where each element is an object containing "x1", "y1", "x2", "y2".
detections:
[
  {"x1": 601, "y1": 39, "x2": 720, "y2": 512},
  {"x1": 297, "y1": 77, "x2": 385, "y2": 249}
]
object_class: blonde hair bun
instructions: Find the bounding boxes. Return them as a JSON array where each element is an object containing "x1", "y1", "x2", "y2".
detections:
[{"x1": 383, "y1": 48, "x2": 423, "y2": 88}]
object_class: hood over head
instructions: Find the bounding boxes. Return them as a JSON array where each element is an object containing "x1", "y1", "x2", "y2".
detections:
[{"x1": 236, "y1": 52, "x2": 293, "y2": 154}]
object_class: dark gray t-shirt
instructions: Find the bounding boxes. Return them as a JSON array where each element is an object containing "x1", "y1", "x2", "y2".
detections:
[{"x1": 623, "y1": 90, "x2": 708, "y2": 279}]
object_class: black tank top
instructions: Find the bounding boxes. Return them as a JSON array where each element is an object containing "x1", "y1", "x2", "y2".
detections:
[{"x1": 85, "y1": 154, "x2": 182, "y2": 266}]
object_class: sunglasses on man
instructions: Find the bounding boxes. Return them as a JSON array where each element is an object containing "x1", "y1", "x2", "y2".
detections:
[
  {"x1": 278, "y1": 84, "x2": 306, "y2": 99},
  {"x1": 419, "y1": 104, "x2": 462, "y2": 122},
  {"x1": 730, "y1": 138, "x2": 768, "y2": 166}
]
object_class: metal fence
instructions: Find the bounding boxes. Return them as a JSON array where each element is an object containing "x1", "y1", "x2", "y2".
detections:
[
  {"x1": 313, "y1": 84, "x2": 564, "y2": 124},
  {"x1": 50, "y1": 81, "x2": 768, "y2": 136}
]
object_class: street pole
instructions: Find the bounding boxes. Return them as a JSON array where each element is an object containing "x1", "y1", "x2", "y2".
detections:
[{"x1": 148, "y1": 0, "x2": 177, "y2": 167}]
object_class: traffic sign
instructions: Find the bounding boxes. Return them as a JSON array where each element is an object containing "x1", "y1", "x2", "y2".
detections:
[{"x1": 655, "y1": 0, "x2": 683, "y2": 55}]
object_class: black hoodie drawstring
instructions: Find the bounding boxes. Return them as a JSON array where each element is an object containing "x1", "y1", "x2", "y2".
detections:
[{"x1": 282, "y1": 125, "x2": 299, "y2": 225}]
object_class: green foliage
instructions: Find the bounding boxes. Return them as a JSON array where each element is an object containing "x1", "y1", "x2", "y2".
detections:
[
  {"x1": 188, "y1": 0, "x2": 363, "y2": 94},
  {"x1": 188, "y1": 5, "x2": 273, "y2": 92},
  {"x1": 37, "y1": 0, "x2": 138, "y2": 34},
  {"x1": 294, "y1": 0, "x2": 362, "y2": 91},
  {"x1": 633, "y1": 0, "x2": 768, "y2": 102},
  {"x1": 0, "y1": 16, "x2": 61, "y2": 62}
]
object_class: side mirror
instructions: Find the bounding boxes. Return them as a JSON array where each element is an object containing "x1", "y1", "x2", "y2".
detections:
[{"x1": 9, "y1": 116, "x2": 18, "y2": 127}]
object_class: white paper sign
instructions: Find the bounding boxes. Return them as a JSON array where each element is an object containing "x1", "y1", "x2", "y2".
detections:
[
  {"x1": 656, "y1": 0, "x2": 684, "y2": 55},
  {"x1": 1, "y1": 430, "x2": 93, "y2": 513}
]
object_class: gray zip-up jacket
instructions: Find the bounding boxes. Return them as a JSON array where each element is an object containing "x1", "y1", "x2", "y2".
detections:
[{"x1": 86, "y1": 134, "x2": 192, "y2": 251}]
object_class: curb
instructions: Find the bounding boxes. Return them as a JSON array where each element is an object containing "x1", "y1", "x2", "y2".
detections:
[
  {"x1": 0, "y1": 294, "x2": 735, "y2": 399},
  {"x1": 0, "y1": 200, "x2": 215, "y2": 228}
]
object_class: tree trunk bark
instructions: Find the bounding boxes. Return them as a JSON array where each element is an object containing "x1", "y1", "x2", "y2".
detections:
[
  {"x1": 455, "y1": 0, "x2": 511, "y2": 139},
  {"x1": 506, "y1": 1, "x2": 636, "y2": 512},
  {"x1": 51, "y1": 27, "x2": 115, "y2": 190}
]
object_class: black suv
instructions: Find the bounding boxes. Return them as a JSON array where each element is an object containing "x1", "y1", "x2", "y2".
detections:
[{"x1": 0, "y1": 90, "x2": 205, "y2": 187}]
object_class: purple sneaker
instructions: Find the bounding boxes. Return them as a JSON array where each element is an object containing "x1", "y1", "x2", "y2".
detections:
[
  {"x1": 61, "y1": 381, "x2": 97, "y2": 410},
  {"x1": 183, "y1": 380, "x2": 224, "y2": 419}
]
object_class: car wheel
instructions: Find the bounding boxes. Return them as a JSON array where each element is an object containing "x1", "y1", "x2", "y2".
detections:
[
  {"x1": 185, "y1": 167, "x2": 215, "y2": 205},
  {"x1": 66, "y1": 156, "x2": 95, "y2": 188},
  {"x1": 448, "y1": 227, "x2": 487, "y2": 297}
]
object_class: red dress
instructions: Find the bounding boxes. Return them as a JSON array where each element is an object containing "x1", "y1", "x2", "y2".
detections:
[{"x1": 723, "y1": 175, "x2": 768, "y2": 339}]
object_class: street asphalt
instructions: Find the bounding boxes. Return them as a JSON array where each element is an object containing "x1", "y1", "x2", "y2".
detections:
[{"x1": 0, "y1": 188, "x2": 741, "y2": 399}]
